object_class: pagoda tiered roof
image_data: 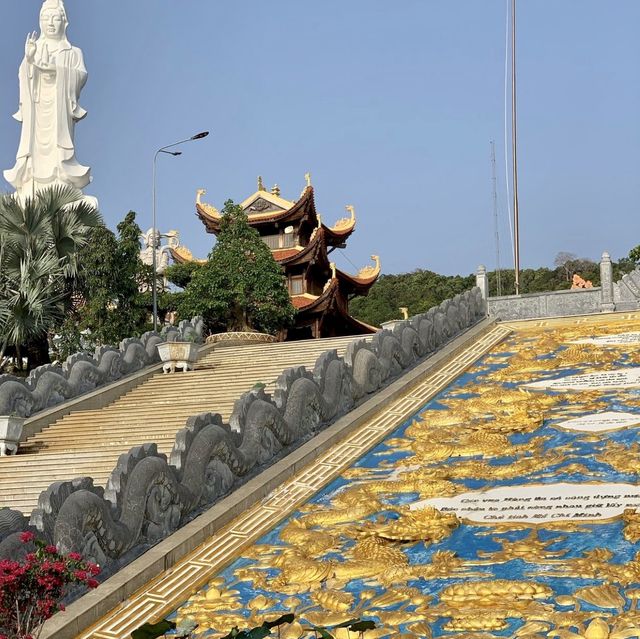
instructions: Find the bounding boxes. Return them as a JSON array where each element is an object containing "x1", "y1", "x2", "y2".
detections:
[
  {"x1": 289, "y1": 255, "x2": 381, "y2": 312},
  {"x1": 196, "y1": 184, "x2": 356, "y2": 249},
  {"x1": 194, "y1": 176, "x2": 379, "y2": 339},
  {"x1": 292, "y1": 276, "x2": 379, "y2": 335}
]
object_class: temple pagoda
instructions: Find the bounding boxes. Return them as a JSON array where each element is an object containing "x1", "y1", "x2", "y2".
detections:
[{"x1": 195, "y1": 176, "x2": 380, "y2": 340}]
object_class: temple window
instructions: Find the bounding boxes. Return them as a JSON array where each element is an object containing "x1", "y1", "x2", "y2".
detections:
[
  {"x1": 289, "y1": 276, "x2": 304, "y2": 295},
  {"x1": 263, "y1": 233, "x2": 296, "y2": 250},
  {"x1": 263, "y1": 234, "x2": 280, "y2": 250},
  {"x1": 282, "y1": 233, "x2": 295, "y2": 248}
]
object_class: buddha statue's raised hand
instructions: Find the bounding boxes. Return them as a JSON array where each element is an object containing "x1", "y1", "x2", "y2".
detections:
[{"x1": 25, "y1": 31, "x2": 38, "y2": 63}]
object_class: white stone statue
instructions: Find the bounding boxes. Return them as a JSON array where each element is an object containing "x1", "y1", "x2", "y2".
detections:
[
  {"x1": 140, "y1": 229, "x2": 182, "y2": 291},
  {"x1": 140, "y1": 229, "x2": 181, "y2": 273},
  {"x1": 4, "y1": 0, "x2": 91, "y2": 200}
]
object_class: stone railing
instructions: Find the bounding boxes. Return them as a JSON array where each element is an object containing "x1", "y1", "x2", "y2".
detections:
[
  {"x1": 0, "y1": 289, "x2": 485, "y2": 568},
  {"x1": 0, "y1": 318, "x2": 204, "y2": 418},
  {"x1": 476, "y1": 252, "x2": 623, "y2": 320}
]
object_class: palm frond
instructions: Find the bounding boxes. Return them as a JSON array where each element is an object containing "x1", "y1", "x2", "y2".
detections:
[
  {"x1": 0, "y1": 186, "x2": 98, "y2": 350},
  {"x1": 35, "y1": 184, "x2": 85, "y2": 213}
]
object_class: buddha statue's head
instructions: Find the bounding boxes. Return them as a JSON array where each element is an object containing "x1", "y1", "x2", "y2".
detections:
[{"x1": 39, "y1": 0, "x2": 68, "y2": 40}]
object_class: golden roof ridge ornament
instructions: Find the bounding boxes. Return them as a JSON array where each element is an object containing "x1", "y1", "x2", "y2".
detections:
[
  {"x1": 196, "y1": 188, "x2": 220, "y2": 218},
  {"x1": 332, "y1": 204, "x2": 356, "y2": 231},
  {"x1": 271, "y1": 184, "x2": 281, "y2": 197},
  {"x1": 330, "y1": 262, "x2": 337, "y2": 280},
  {"x1": 357, "y1": 254, "x2": 381, "y2": 279},
  {"x1": 171, "y1": 245, "x2": 206, "y2": 264},
  {"x1": 300, "y1": 172, "x2": 312, "y2": 198},
  {"x1": 257, "y1": 175, "x2": 266, "y2": 191}
]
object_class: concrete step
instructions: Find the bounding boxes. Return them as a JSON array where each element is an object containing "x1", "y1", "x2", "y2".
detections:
[
  {"x1": 20, "y1": 440, "x2": 177, "y2": 452},
  {"x1": 0, "y1": 335, "x2": 364, "y2": 514}
]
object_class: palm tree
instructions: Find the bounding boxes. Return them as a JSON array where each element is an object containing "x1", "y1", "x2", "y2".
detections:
[{"x1": 0, "y1": 186, "x2": 102, "y2": 370}]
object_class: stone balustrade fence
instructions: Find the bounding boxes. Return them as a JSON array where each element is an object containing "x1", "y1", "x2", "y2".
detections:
[{"x1": 0, "y1": 318, "x2": 205, "y2": 418}]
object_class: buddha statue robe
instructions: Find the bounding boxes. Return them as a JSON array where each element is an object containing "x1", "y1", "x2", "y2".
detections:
[{"x1": 4, "y1": 2, "x2": 91, "y2": 198}]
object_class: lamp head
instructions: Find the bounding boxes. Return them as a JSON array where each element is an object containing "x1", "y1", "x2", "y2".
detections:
[{"x1": 191, "y1": 131, "x2": 210, "y2": 140}]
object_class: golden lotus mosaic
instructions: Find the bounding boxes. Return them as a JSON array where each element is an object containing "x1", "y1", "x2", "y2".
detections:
[{"x1": 84, "y1": 315, "x2": 640, "y2": 638}]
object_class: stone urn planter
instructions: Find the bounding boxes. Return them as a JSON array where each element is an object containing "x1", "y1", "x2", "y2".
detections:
[
  {"x1": 157, "y1": 341, "x2": 200, "y2": 373},
  {"x1": 0, "y1": 416, "x2": 25, "y2": 456}
]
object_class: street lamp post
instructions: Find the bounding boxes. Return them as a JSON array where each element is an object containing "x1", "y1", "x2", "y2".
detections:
[{"x1": 152, "y1": 131, "x2": 209, "y2": 332}]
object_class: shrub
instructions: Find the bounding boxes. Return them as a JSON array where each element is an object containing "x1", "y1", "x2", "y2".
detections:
[{"x1": 0, "y1": 532, "x2": 100, "y2": 639}]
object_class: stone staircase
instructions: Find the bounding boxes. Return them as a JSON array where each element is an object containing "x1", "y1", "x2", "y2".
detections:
[{"x1": 0, "y1": 336, "x2": 361, "y2": 515}]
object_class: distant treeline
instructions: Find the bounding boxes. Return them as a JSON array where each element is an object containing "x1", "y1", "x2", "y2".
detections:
[{"x1": 350, "y1": 254, "x2": 637, "y2": 328}]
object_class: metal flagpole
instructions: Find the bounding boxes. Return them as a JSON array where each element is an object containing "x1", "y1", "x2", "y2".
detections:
[
  {"x1": 511, "y1": 0, "x2": 521, "y2": 295},
  {"x1": 490, "y1": 140, "x2": 502, "y2": 296}
]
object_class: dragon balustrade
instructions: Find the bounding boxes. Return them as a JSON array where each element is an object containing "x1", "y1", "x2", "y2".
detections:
[
  {"x1": 0, "y1": 289, "x2": 486, "y2": 570},
  {"x1": 0, "y1": 318, "x2": 205, "y2": 418}
]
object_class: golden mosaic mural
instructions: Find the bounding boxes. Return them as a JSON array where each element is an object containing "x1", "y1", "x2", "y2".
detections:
[{"x1": 82, "y1": 315, "x2": 640, "y2": 638}]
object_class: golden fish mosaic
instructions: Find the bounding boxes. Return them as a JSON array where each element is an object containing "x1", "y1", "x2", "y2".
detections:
[{"x1": 104, "y1": 316, "x2": 640, "y2": 637}]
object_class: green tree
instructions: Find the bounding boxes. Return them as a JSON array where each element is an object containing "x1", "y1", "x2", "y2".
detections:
[
  {"x1": 0, "y1": 186, "x2": 101, "y2": 370},
  {"x1": 350, "y1": 269, "x2": 474, "y2": 327},
  {"x1": 73, "y1": 212, "x2": 148, "y2": 346},
  {"x1": 115, "y1": 212, "x2": 147, "y2": 331},
  {"x1": 350, "y1": 253, "x2": 636, "y2": 327},
  {"x1": 164, "y1": 261, "x2": 202, "y2": 289},
  {"x1": 179, "y1": 200, "x2": 295, "y2": 334},
  {"x1": 614, "y1": 255, "x2": 636, "y2": 279}
]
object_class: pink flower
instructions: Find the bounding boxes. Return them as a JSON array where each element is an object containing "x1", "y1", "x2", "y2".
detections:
[
  {"x1": 0, "y1": 540, "x2": 98, "y2": 635},
  {"x1": 19, "y1": 531, "x2": 35, "y2": 543}
]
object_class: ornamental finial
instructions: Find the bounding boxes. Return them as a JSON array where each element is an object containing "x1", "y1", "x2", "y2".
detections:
[
  {"x1": 257, "y1": 176, "x2": 265, "y2": 191},
  {"x1": 271, "y1": 184, "x2": 281, "y2": 197},
  {"x1": 305, "y1": 172, "x2": 312, "y2": 187},
  {"x1": 400, "y1": 307, "x2": 409, "y2": 320},
  {"x1": 195, "y1": 188, "x2": 219, "y2": 218},
  {"x1": 330, "y1": 262, "x2": 337, "y2": 280}
]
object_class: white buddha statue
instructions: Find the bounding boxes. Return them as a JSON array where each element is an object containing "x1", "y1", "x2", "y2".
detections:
[{"x1": 4, "y1": 0, "x2": 91, "y2": 200}]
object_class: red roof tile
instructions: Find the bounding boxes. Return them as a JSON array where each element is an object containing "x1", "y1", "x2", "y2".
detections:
[
  {"x1": 273, "y1": 248, "x2": 300, "y2": 261},
  {"x1": 291, "y1": 295, "x2": 316, "y2": 309}
]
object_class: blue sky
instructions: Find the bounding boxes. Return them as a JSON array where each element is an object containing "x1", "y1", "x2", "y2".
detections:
[{"x1": 1, "y1": 1, "x2": 639, "y2": 276}]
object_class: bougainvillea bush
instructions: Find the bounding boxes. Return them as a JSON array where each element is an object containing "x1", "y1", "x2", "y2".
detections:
[{"x1": 0, "y1": 532, "x2": 100, "y2": 639}]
